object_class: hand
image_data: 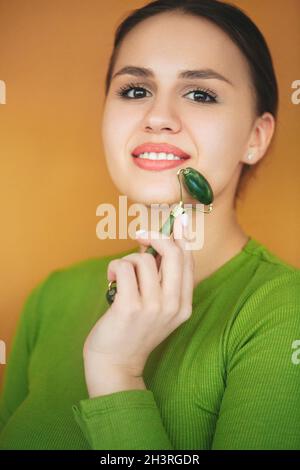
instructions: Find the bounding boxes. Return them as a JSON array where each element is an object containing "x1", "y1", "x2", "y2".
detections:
[{"x1": 83, "y1": 213, "x2": 194, "y2": 396}]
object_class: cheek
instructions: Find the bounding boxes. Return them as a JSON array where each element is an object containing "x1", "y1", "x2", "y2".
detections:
[
  {"x1": 190, "y1": 109, "x2": 250, "y2": 191},
  {"x1": 102, "y1": 105, "x2": 127, "y2": 152},
  {"x1": 102, "y1": 104, "x2": 135, "y2": 171},
  {"x1": 101, "y1": 102, "x2": 142, "y2": 195}
]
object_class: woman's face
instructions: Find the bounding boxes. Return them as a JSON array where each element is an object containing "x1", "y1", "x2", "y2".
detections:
[{"x1": 101, "y1": 12, "x2": 257, "y2": 207}]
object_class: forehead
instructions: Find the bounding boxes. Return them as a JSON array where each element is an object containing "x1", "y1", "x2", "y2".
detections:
[{"x1": 114, "y1": 12, "x2": 251, "y2": 84}]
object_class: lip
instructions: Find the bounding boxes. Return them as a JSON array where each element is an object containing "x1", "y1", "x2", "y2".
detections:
[
  {"x1": 131, "y1": 142, "x2": 191, "y2": 159},
  {"x1": 132, "y1": 157, "x2": 188, "y2": 171}
]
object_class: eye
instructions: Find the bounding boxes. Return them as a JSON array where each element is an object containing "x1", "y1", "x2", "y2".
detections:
[
  {"x1": 184, "y1": 88, "x2": 217, "y2": 103},
  {"x1": 115, "y1": 82, "x2": 152, "y2": 100}
]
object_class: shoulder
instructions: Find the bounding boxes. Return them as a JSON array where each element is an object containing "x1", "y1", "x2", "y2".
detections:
[
  {"x1": 224, "y1": 239, "x2": 300, "y2": 364},
  {"x1": 243, "y1": 236, "x2": 299, "y2": 281},
  {"x1": 22, "y1": 247, "x2": 137, "y2": 331},
  {"x1": 37, "y1": 246, "x2": 138, "y2": 302},
  {"x1": 232, "y1": 239, "x2": 300, "y2": 328},
  {"x1": 236, "y1": 237, "x2": 300, "y2": 302},
  {"x1": 18, "y1": 247, "x2": 138, "y2": 350}
]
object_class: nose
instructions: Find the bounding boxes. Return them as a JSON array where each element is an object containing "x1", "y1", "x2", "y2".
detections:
[{"x1": 142, "y1": 99, "x2": 181, "y2": 134}]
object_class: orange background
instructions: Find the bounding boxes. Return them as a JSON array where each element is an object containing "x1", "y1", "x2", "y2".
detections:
[{"x1": 0, "y1": 0, "x2": 299, "y2": 388}]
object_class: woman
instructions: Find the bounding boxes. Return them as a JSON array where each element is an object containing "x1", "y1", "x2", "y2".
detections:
[{"x1": 0, "y1": 0, "x2": 299, "y2": 450}]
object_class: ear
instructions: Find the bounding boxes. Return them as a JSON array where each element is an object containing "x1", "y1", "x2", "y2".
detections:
[{"x1": 242, "y1": 112, "x2": 276, "y2": 164}]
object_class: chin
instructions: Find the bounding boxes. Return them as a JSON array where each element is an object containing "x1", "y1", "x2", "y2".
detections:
[{"x1": 130, "y1": 188, "x2": 179, "y2": 207}]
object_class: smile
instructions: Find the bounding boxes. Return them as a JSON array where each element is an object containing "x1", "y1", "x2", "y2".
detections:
[
  {"x1": 132, "y1": 153, "x2": 190, "y2": 171},
  {"x1": 134, "y1": 152, "x2": 183, "y2": 160}
]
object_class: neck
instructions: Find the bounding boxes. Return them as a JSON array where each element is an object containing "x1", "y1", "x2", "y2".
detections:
[{"x1": 189, "y1": 195, "x2": 249, "y2": 288}]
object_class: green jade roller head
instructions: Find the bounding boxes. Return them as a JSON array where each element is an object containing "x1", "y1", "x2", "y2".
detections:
[{"x1": 106, "y1": 167, "x2": 214, "y2": 305}]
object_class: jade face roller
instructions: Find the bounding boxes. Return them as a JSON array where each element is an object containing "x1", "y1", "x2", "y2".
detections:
[{"x1": 106, "y1": 167, "x2": 214, "y2": 305}]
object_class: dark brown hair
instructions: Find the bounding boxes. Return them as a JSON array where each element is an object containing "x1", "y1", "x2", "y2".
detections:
[{"x1": 104, "y1": 0, "x2": 279, "y2": 204}]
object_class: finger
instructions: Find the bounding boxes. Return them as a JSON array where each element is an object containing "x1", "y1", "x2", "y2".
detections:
[
  {"x1": 137, "y1": 239, "x2": 162, "y2": 271},
  {"x1": 121, "y1": 252, "x2": 161, "y2": 304},
  {"x1": 172, "y1": 213, "x2": 195, "y2": 312},
  {"x1": 139, "y1": 245, "x2": 162, "y2": 272},
  {"x1": 107, "y1": 259, "x2": 140, "y2": 307},
  {"x1": 135, "y1": 230, "x2": 183, "y2": 307}
]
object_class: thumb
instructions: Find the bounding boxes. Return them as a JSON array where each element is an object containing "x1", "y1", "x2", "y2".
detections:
[
  {"x1": 173, "y1": 211, "x2": 193, "y2": 251},
  {"x1": 173, "y1": 212, "x2": 191, "y2": 251}
]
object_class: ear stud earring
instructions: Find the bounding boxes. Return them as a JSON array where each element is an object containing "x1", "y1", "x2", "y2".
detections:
[{"x1": 247, "y1": 151, "x2": 254, "y2": 162}]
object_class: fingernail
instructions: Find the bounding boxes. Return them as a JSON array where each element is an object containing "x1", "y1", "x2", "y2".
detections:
[
  {"x1": 135, "y1": 229, "x2": 147, "y2": 238},
  {"x1": 180, "y1": 213, "x2": 189, "y2": 227}
]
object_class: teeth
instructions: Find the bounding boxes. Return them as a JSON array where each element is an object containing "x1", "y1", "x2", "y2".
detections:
[{"x1": 135, "y1": 152, "x2": 182, "y2": 160}]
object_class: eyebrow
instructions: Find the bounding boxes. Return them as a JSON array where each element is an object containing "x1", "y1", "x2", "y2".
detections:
[{"x1": 111, "y1": 65, "x2": 234, "y2": 86}]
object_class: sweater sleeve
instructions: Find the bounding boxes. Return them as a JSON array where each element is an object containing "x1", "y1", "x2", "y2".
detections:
[
  {"x1": 0, "y1": 275, "x2": 51, "y2": 434},
  {"x1": 212, "y1": 271, "x2": 300, "y2": 450},
  {"x1": 72, "y1": 389, "x2": 174, "y2": 450}
]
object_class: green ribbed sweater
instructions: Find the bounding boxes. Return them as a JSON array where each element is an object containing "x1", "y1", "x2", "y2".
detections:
[{"x1": 0, "y1": 237, "x2": 300, "y2": 450}]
